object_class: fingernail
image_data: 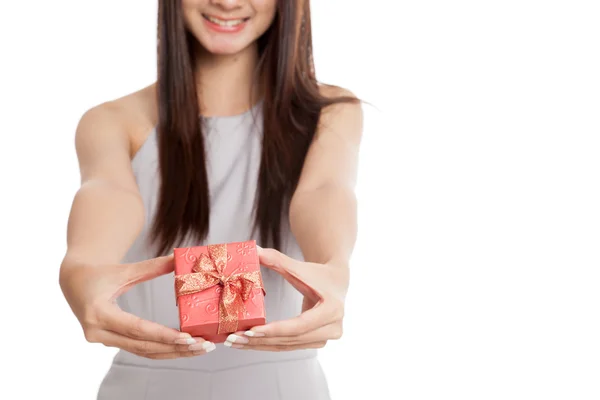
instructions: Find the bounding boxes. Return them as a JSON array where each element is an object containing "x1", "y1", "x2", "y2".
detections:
[
  {"x1": 224, "y1": 341, "x2": 244, "y2": 349},
  {"x1": 204, "y1": 342, "x2": 216, "y2": 353},
  {"x1": 189, "y1": 341, "x2": 214, "y2": 351},
  {"x1": 175, "y1": 338, "x2": 197, "y2": 345},
  {"x1": 244, "y1": 330, "x2": 265, "y2": 337},
  {"x1": 226, "y1": 334, "x2": 249, "y2": 344}
]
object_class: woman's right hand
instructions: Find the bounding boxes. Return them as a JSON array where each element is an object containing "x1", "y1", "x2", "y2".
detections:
[{"x1": 59, "y1": 254, "x2": 216, "y2": 359}]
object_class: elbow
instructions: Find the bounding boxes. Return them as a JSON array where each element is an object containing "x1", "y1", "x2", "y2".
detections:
[
  {"x1": 290, "y1": 183, "x2": 356, "y2": 214},
  {"x1": 289, "y1": 182, "x2": 356, "y2": 218}
]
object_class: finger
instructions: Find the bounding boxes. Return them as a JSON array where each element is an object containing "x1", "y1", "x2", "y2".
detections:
[
  {"x1": 140, "y1": 341, "x2": 217, "y2": 358},
  {"x1": 245, "y1": 303, "x2": 333, "y2": 337},
  {"x1": 94, "y1": 330, "x2": 211, "y2": 354},
  {"x1": 100, "y1": 305, "x2": 197, "y2": 344},
  {"x1": 139, "y1": 350, "x2": 210, "y2": 360},
  {"x1": 227, "y1": 322, "x2": 342, "y2": 347},
  {"x1": 95, "y1": 330, "x2": 183, "y2": 354},
  {"x1": 233, "y1": 341, "x2": 328, "y2": 352}
]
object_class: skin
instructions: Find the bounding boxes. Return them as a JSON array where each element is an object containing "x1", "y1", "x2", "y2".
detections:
[{"x1": 59, "y1": 0, "x2": 363, "y2": 359}]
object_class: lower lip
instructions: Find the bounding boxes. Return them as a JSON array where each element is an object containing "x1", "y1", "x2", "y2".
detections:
[{"x1": 203, "y1": 17, "x2": 248, "y2": 33}]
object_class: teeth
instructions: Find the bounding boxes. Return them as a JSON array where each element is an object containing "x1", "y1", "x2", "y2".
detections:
[{"x1": 206, "y1": 15, "x2": 245, "y2": 27}]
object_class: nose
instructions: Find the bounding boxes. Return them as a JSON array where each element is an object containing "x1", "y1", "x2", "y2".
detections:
[{"x1": 210, "y1": 0, "x2": 243, "y2": 10}]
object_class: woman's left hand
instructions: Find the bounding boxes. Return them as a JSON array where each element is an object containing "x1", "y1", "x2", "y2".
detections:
[{"x1": 224, "y1": 247, "x2": 349, "y2": 351}]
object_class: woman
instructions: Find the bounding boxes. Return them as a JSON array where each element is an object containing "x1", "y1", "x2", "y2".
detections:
[{"x1": 59, "y1": 0, "x2": 363, "y2": 399}]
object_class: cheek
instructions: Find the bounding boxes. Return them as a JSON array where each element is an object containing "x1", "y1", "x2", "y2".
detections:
[
  {"x1": 252, "y1": 0, "x2": 277, "y2": 7},
  {"x1": 181, "y1": 0, "x2": 203, "y2": 27},
  {"x1": 253, "y1": 0, "x2": 278, "y2": 19},
  {"x1": 181, "y1": 0, "x2": 201, "y2": 15},
  {"x1": 181, "y1": 0, "x2": 205, "y2": 6},
  {"x1": 251, "y1": 0, "x2": 277, "y2": 33}
]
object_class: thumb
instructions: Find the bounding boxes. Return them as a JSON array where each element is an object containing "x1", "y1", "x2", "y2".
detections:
[
  {"x1": 258, "y1": 248, "x2": 320, "y2": 300},
  {"x1": 257, "y1": 247, "x2": 299, "y2": 274},
  {"x1": 121, "y1": 254, "x2": 175, "y2": 286}
]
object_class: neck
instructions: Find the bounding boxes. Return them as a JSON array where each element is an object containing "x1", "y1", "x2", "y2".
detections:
[{"x1": 192, "y1": 43, "x2": 261, "y2": 117}]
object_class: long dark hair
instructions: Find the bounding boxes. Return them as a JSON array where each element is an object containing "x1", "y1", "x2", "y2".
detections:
[{"x1": 152, "y1": 0, "x2": 358, "y2": 256}]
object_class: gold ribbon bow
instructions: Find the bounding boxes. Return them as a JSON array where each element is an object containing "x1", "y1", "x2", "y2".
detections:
[{"x1": 175, "y1": 244, "x2": 263, "y2": 334}]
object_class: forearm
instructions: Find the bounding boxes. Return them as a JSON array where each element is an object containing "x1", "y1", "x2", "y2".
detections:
[
  {"x1": 62, "y1": 180, "x2": 144, "y2": 269},
  {"x1": 289, "y1": 184, "x2": 357, "y2": 268}
]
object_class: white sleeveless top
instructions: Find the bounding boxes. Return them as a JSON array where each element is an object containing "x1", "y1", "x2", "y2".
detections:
[{"x1": 97, "y1": 102, "x2": 331, "y2": 400}]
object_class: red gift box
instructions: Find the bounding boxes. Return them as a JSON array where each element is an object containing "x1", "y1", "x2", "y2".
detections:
[{"x1": 173, "y1": 240, "x2": 266, "y2": 343}]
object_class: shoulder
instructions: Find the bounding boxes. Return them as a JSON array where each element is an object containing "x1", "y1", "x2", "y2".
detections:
[
  {"x1": 316, "y1": 84, "x2": 363, "y2": 145},
  {"x1": 75, "y1": 84, "x2": 158, "y2": 159},
  {"x1": 318, "y1": 84, "x2": 363, "y2": 120},
  {"x1": 318, "y1": 84, "x2": 357, "y2": 100}
]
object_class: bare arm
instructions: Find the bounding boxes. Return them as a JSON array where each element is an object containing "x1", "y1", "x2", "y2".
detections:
[
  {"x1": 232, "y1": 88, "x2": 363, "y2": 347},
  {"x1": 289, "y1": 87, "x2": 363, "y2": 269},
  {"x1": 61, "y1": 103, "x2": 144, "y2": 269},
  {"x1": 59, "y1": 103, "x2": 215, "y2": 358}
]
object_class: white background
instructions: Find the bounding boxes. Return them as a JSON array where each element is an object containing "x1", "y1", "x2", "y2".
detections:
[{"x1": 1, "y1": 0, "x2": 599, "y2": 399}]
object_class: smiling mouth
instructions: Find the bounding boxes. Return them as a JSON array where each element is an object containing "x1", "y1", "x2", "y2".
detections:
[{"x1": 202, "y1": 14, "x2": 250, "y2": 27}]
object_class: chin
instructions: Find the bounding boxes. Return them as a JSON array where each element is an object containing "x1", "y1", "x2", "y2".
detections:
[{"x1": 200, "y1": 38, "x2": 250, "y2": 56}]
